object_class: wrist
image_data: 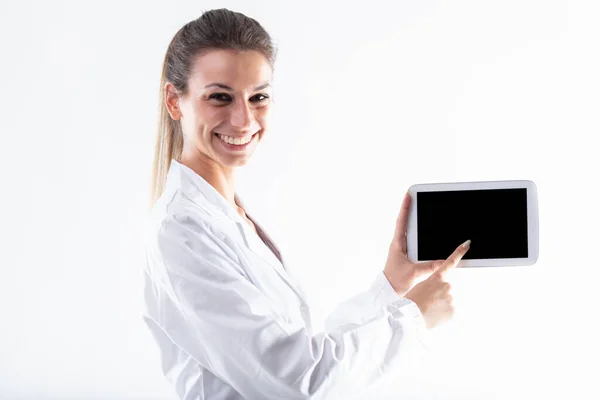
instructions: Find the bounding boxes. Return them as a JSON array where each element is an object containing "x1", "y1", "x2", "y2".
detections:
[{"x1": 383, "y1": 270, "x2": 410, "y2": 297}]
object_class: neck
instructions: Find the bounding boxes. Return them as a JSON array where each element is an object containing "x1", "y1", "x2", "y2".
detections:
[{"x1": 180, "y1": 151, "x2": 237, "y2": 209}]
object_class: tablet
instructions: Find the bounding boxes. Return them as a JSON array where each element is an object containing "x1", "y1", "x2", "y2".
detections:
[{"x1": 406, "y1": 180, "x2": 539, "y2": 267}]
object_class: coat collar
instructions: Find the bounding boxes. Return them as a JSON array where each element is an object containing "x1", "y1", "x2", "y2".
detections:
[
  {"x1": 164, "y1": 159, "x2": 309, "y2": 306},
  {"x1": 166, "y1": 159, "x2": 245, "y2": 224}
]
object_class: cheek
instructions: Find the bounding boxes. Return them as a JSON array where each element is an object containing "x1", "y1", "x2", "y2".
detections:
[
  {"x1": 256, "y1": 108, "x2": 271, "y2": 129},
  {"x1": 195, "y1": 106, "x2": 226, "y2": 132}
]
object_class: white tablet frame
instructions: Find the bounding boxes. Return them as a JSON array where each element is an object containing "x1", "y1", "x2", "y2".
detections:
[{"x1": 406, "y1": 180, "x2": 539, "y2": 267}]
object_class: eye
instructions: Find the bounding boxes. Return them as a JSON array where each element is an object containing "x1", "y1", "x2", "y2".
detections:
[
  {"x1": 251, "y1": 93, "x2": 270, "y2": 103},
  {"x1": 209, "y1": 93, "x2": 232, "y2": 102}
]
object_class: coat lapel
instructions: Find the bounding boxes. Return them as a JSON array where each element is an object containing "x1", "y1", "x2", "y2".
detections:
[
  {"x1": 168, "y1": 159, "x2": 308, "y2": 306},
  {"x1": 236, "y1": 204, "x2": 309, "y2": 306}
]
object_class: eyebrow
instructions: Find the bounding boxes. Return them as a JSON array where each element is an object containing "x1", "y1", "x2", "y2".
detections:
[{"x1": 204, "y1": 82, "x2": 271, "y2": 91}]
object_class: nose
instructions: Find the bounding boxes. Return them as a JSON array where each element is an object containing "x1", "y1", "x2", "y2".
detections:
[{"x1": 229, "y1": 99, "x2": 254, "y2": 131}]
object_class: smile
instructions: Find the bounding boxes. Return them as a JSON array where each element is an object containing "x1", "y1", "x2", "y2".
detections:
[{"x1": 215, "y1": 132, "x2": 255, "y2": 145}]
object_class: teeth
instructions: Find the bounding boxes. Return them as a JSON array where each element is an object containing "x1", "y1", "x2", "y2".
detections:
[{"x1": 217, "y1": 133, "x2": 253, "y2": 145}]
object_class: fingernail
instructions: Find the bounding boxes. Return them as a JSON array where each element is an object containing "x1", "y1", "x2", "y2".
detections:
[
  {"x1": 462, "y1": 239, "x2": 471, "y2": 248},
  {"x1": 406, "y1": 190, "x2": 411, "y2": 196}
]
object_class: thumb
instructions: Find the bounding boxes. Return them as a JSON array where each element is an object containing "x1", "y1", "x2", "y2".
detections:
[
  {"x1": 414, "y1": 260, "x2": 445, "y2": 277},
  {"x1": 392, "y1": 191, "x2": 412, "y2": 253}
]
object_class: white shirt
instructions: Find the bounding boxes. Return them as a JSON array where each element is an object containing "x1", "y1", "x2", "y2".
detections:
[{"x1": 142, "y1": 159, "x2": 428, "y2": 400}]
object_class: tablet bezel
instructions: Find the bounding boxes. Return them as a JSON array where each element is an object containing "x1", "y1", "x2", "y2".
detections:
[{"x1": 406, "y1": 180, "x2": 539, "y2": 267}]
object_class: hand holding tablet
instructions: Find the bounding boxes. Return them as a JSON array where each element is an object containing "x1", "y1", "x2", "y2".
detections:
[
  {"x1": 383, "y1": 192, "x2": 472, "y2": 328},
  {"x1": 384, "y1": 179, "x2": 538, "y2": 328}
]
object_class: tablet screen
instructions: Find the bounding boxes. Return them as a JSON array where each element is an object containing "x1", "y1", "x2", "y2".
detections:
[{"x1": 417, "y1": 188, "x2": 528, "y2": 260}]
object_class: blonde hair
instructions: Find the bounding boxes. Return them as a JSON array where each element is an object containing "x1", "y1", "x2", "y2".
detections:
[{"x1": 149, "y1": 8, "x2": 277, "y2": 208}]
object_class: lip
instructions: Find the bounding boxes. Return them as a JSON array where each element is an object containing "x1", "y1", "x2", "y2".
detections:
[{"x1": 214, "y1": 132, "x2": 257, "y2": 152}]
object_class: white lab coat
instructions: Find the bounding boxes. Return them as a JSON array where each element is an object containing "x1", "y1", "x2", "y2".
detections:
[{"x1": 142, "y1": 159, "x2": 428, "y2": 400}]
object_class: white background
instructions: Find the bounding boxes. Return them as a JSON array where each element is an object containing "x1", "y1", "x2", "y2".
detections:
[{"x1": 1, "y1": 0, "x2": 599, "y2": 398}]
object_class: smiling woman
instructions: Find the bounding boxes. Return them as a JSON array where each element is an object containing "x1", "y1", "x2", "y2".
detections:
[
  {"x1": 152, "y1": 48, "x2": 274, "y2": 207},
  {"x1": 143, "y1": 8, "x2": 440, "y2": 400}
]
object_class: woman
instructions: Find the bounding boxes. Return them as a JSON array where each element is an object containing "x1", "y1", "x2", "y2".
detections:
[{"x1": 143, "y1": 8, "x2": 470, "y2": 400}]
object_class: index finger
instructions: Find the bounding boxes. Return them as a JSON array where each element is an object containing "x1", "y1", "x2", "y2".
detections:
[{"x1": 436, "y1": 240, "x2": 471, "y2": 277}]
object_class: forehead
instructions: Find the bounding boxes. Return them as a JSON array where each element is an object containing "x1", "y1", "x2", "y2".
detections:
[{"x1": 188, "y1": 49, "x2": 272, "y2": 91}]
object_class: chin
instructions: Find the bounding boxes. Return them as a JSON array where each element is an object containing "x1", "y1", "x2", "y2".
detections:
[
  {"x1": 213, "y1": 132, "x2": 260, "y2": 168},
  {"x1": 216, "y1": 150, "x2": 256, "y2": 168}
]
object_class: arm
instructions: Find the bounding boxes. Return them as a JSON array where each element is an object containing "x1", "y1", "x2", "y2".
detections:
[
  {"x1": 148, "y1": 214, "x2": 427, "y2": 400},
  {"x1": 324, "y1": 271, "x2": 411, "y2": 332}
]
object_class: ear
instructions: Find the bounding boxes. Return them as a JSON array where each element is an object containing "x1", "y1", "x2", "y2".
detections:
[{"x1": 164, "y1": 82, "x2": 183, "y2": 120}]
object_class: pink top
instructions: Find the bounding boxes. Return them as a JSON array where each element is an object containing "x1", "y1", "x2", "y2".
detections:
[{"x1": 235, "y1": 194, "x2": 284, "y2": 268}]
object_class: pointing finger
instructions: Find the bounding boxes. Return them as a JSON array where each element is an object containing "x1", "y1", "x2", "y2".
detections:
[{"x1": 436, "y1": 240, "x2": 471, "y2": 277}]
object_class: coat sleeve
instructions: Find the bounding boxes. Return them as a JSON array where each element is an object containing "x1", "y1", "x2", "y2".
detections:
[
  {"x1": 148, "y1": 214, "x2": 428, "y2": 400},
  {"x1": 323, "y1": 271, "x2": 424, "y2": 332}
]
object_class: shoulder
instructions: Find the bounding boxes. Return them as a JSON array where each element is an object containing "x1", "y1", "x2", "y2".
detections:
[
  {"x1": 146, "y1": 189, "x2": 225, "y2": 243},
  {"x1": 144, "y1": 190, "x2": 244, "y2": 273}
]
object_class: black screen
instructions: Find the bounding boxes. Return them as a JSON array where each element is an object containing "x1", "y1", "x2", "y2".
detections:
[{"x1": 417, "y1": 188, "x2": 528, "y2": 260}]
